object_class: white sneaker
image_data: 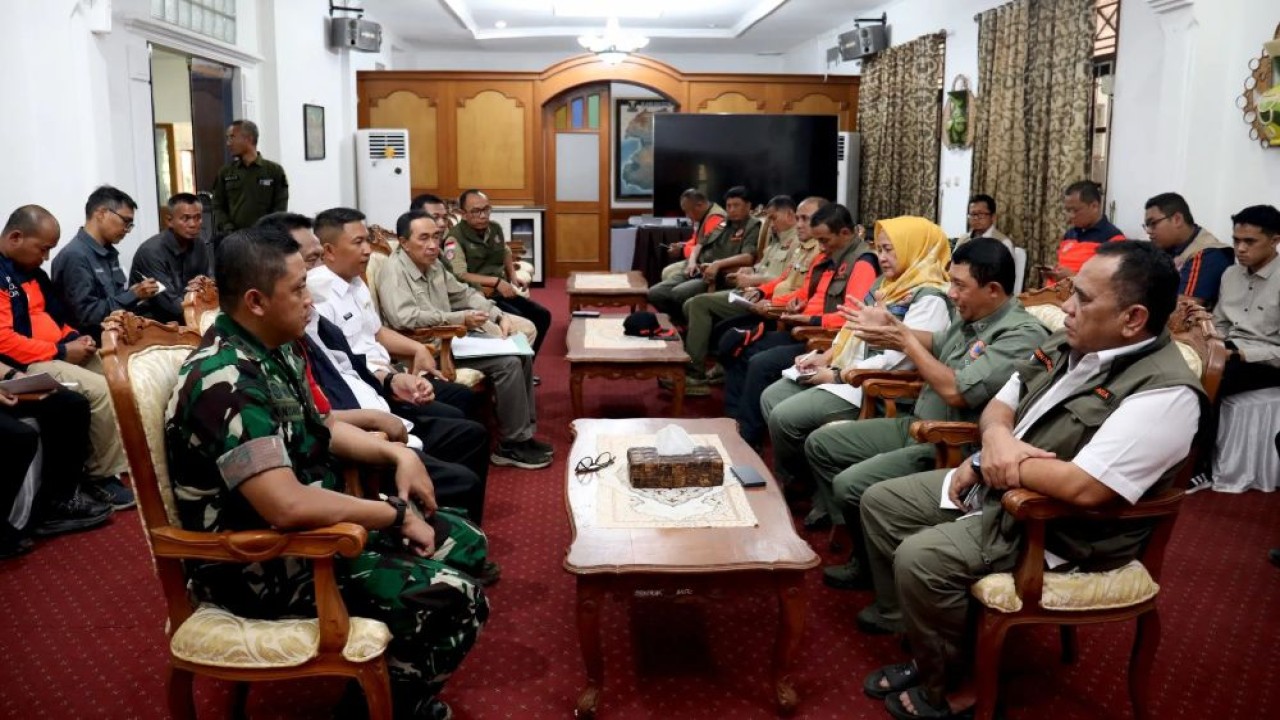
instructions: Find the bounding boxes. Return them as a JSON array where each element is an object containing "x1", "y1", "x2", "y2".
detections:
[{"x1": 1185, "y1": 473, "x2": 1213, "y2": 494}]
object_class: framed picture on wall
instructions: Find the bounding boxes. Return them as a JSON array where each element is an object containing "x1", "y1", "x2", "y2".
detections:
[
  {"x1": 614, "y1": 98, "x2": 675, "y2": 200},
  {"x1": 304, "y1": 104, "x2": 325, "y2": 160}
]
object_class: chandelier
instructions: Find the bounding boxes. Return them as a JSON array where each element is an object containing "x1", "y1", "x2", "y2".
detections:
[{"x1": 577, "y1": 17, "x2": 648, "y2": 65}]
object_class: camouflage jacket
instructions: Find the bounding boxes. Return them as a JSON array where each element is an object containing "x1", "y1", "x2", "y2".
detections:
[{"x1": 165, "y1": 312, "x2": 335, "y2": 618}]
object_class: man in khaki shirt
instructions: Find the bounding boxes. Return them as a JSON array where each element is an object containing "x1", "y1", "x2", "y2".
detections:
[{"x1": 378, "y1": 210, "x2": 550, "y2": 470}]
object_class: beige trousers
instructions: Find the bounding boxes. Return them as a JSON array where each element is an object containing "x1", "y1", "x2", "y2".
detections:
[{"x1": 26, "y1": 356, "x2": 129, "y2": 479}]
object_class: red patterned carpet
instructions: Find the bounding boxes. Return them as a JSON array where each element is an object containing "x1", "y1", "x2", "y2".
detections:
[{"x1": 1, "y1": 278, "x2": 1277, "y2": 719}]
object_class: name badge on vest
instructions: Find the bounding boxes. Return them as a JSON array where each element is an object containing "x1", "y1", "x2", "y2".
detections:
[
  {"x1": 835, "y1": 262, "x2": 849, "y2": 280},
  {"x1": 1093, "y1": 386, "x2": 1116, "y2": 405},
  {"x1": 968, "y1": 340, "x2": 987, "y2": 360},
  {"x1": 1033, "y1": 347, "x2": 1054, "y2": 372},
  {"x1": 259, "y1": 178, "x2": 274, "y2": 187},
  {"x1": 342, "y1": 311, "x2": 354, "y2": 321}
]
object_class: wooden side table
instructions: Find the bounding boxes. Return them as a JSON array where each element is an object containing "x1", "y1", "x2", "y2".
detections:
[
  {"x1": 565, "y1": 314, "x2": 690, "y2": 418},
  {"x1": 566, "y1": 271, "x2": 650, "y2": 313}
]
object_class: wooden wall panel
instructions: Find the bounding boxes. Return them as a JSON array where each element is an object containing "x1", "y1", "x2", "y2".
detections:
[
  {"x1": 357, "y1": 62, "x2": 858, "y2": 277},
  {"x1": 456, "y1": 89, "x2": 528, "y2": 191},
  {"x1": 554, "y1": 212, "x2": 602, "y2": 264},
  {"x1": 697, "y1": 91, "x2": 767, "y2": 114},
  {"x1": 369, "y1": 90, "x2": 439, "y2": 189}
]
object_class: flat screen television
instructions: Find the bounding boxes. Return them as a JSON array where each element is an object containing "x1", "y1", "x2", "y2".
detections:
[{"x1": 651, "y1": 114, "x2": 838, "y2": 216}]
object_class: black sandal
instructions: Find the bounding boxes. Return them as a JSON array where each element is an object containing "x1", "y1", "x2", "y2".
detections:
[
  {"x1": 862, "y1": 662, "x2": 920, "y2": 700},
  {"x1": 884, "y1": 686, "x2": 973, "y2": 720}
]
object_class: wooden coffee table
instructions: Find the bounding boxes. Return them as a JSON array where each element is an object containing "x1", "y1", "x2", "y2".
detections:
[
  {"x1": 564, "y1": 418, "x2": 820, "y2": 718},
  {"x1": 566, "y1": 271, "x2": 649, "y2": 313},
  {"x1": 565, "y1": 314, "x2": 690, "y2": 418}
]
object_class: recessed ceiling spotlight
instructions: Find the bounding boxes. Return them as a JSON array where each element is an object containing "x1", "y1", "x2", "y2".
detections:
[{"x1": 495, "y1": 20, "x2": 507, "y2": 29}]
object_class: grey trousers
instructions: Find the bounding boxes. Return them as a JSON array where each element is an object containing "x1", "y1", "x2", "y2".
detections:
[
  {"x1": 682, "y1": 290, "x2": 750, "y2": 372},
  {"x1": 648, "y1": 275, "x2": 708, "y2": 324},
  {"x1": 761, "y1": 380, "x2": 861, "y2": 490},
  {"x1": 804, "y1": 416, "x2": 936, "y2": 525},
  {"x1": 458, "y1": 354, "x2": 536, "y2": 443},
  {"x1": 860, "y1": 470, "x2": 1016, "y2": 702}
]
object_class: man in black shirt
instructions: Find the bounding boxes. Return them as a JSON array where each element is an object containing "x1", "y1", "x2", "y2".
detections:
[{"x1": 130, "y1": 193, "x2": 213, "y2": 324}]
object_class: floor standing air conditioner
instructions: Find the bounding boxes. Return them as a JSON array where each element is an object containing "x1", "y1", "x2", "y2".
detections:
[
  {"x1": 836, "y1": 131, "x2": 861, "y2": 218},
  {"x1": 355, "y1": 129, "x2": 410, "y2": 228}
]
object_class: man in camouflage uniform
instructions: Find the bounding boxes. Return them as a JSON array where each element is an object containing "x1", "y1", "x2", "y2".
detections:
[{"x1": 166, "y1": 227, "x2": 487, "y2": 720}]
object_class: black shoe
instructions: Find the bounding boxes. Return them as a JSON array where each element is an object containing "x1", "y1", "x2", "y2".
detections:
[
  {"x1": 1, "y1": 524, "x2": 34, "y2": 560},
  {"x1": 822, "y1": 559, "x2": 872, "y2": 591},
  {"x1": 476, "y1": 560, "x2": 502, "y2": 587},
  {"x1": 524, "y1": 437, "x2": 554, "y2": 456},
  {"x1": 85, "y1": 476, "x2": 137, "y2": 510},
  {"x1": 33, "y1": 489, "x2": 113, "y2": 537},
  {"x1": 802, "y1": 508, "x2": 832, "y2": 531},
  {"x1": 856, "y1": 605, "x2": 904, "y2": 636},
  {"x1": 491, "y1": 442, "x2": 552, "y2": 470},
  {"x1": 1270, "y1": 549, "x2": 1280, "y2": 569}
]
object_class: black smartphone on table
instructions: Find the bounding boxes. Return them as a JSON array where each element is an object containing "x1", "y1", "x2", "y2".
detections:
[{"x1": 730, "y1": 465, "x2": 767, "y2": 489}]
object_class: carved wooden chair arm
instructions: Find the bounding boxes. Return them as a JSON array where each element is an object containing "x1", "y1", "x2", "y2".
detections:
[
  {"x1": 845, "y1": 369, "x2": 921, "y2": 387},
  {"x1": 149, "y1": 522, "x2": 368, "y2": 563},
  {"x1": 790, "y1": 326, "x2": 837, "y2": 352},
  {"x1": 910, "y1": 420, "x2": 979, "y2": 469},
  {"x1": 1001, "y1": 488, "x2": 1184, "y2": 522},
  {"x1": 859, "y1": 378, "x2": 924, "y2": 420},
  {"x1": 404, "y1": 325, "x2": 466, "y2": 381}
]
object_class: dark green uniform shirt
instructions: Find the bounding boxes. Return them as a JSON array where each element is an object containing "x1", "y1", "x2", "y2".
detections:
[
  {"x1": 696, "y1": 216, "x2": 762, "y2": 265},
  {"x1": 166, "y1": 313, "x2": 332, "y2": 618},
  {"x1": 912, "y1": 298, "x2": 1050, "y2": 422},
  {"x1": 212, "y1": 154, "x2": 289, "y2": 233},
  {"x1": 443, "y1": 220, "x2": 510, "y2": 284}
]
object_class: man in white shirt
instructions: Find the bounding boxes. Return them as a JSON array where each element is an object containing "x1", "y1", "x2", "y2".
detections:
[
  {"x1": 957, "y1": 194, "x2": 1014, "y2": 254},
  {"x1": 857, "y1": 241, "x2": 1203, "y2": 720}
]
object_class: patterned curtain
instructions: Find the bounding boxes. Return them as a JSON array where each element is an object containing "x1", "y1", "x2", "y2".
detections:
[
  {"x1": 858, "y1": 33, "x2": 946, "y2": 226},
  {"x1": 971, "y1": 0, "x2": 1094, "y2": 275}
]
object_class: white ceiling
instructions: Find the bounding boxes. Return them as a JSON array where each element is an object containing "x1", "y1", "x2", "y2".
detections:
[{"x1": 361, "y1": 0, "x2": 884, "y2": 55}]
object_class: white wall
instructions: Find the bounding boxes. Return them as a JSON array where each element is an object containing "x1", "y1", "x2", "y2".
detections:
[
  {"x1": 259, "y1": 0, "x2": 399, "y2": 220},
  {"x1": 1108, "y1": 0, "x2": 1280, "y2": 241},
  {"x1": 781, "y1": 0, "x2": 1007, "y2": 235}
]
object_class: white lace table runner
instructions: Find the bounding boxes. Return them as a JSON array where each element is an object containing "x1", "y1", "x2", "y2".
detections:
[
  {"x1": 582, "y1": 317, "x2": 664, "y2": 350},
  {"x1": 580, "y1": 434, "x2": 758, "y2": 529},
  {"x1": 573, "y1": 273, "x2": 635, "y2": 290}
]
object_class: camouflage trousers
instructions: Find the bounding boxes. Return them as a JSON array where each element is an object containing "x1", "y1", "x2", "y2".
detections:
[{"x1": 340, "y1": 510, "x2": 490, "y2": 716}]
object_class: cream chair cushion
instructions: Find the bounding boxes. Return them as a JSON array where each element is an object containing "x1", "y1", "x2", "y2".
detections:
[
  {"x1": 454, "y1": 367, "x2": 486, "y2": 388},
  {"x1": 129, "y1": 345, "x2": 200, "y2": 526},
  {"x1": 170, "y1": 605, "x2": 391, "y2": 669},
  {"x1": 197, "y1": 309, "x2": 219, "y2": 335},
  {"x1": 1025, "y1": 304, "x2": 1067, "y2": 331},
  {"x1": 971, "y1": 559, "x2": 1160, "y2": 613},
  {"x1": 1023, "y1": 304, "x2": 1202, "y2": 376}
]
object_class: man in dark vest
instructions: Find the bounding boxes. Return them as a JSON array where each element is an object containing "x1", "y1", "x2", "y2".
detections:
[{"x1": 858, "y1": 241, "x2": 1203, "y2": 719}]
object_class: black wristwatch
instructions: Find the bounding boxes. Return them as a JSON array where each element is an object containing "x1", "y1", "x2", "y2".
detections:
[
  {"x1": 969, "y1": 452, "x2": 984, "y2": 480},
  {"x1": 381, "y1": 371, "x2": 399, "y2": 395},
  {"x1": 831, "y1": 366, "x2": 844, "y2": 384},
  {"x1": 384, "y1": 495, "x2": 407, "y2": 530},
  {"x1": 2, "y1": 368, "x2": 16, "y2": 380}
]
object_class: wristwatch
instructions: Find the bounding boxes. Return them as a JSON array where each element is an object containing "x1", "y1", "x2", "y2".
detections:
[
  {"x1": 831, "y1": 366, "x2": 844, "y2": 384},
  {"x1": 969, "y1": 452, "x2": 984, "y2": 480},
  {"x1": 383, "y1": 495, "x2": 407, "y2": 530}
]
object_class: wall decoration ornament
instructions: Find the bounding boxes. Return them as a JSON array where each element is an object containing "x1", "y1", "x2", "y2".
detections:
[
  {"x1": 1237, "y1": 24, "x2": 1280, "y2": 148},
  {"x1": 943, "y1": 75, "x2": 975, "y2": 149}
]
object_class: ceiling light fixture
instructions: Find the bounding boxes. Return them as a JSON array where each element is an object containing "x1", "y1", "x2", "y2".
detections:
[
  {"x1": 577, "y1": 17, "x2": 648, "y2": 64},
  {"x1": 555, "y1": 2, "x2": 663, "y2": 19}
]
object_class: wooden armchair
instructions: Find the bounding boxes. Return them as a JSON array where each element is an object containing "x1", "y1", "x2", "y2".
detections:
[
  {"x1": 181, "y1": 275, "x2": 220, "y2": 333},
  {"x1": 906, "y1": 304, "x2": 1227, "y2": 720},
  {"x1": 99, "y1": 312, "x2": 393, "y2": 720}
]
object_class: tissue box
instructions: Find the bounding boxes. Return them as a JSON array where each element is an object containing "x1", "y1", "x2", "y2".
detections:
[{"x1": 626, "y1": 446, "x2": 723, "y2": 489}]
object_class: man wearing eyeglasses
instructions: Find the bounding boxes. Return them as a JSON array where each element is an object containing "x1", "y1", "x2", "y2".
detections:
[
  {"x1": 956, "y1": 194, "x2": 1013, "y2": 254},
  {"x1": 52, "y1": 185, "x2": 161, "y2": 340},
  {"x1": 1047, "y1": 180, "x2": 1125, "y2": 284},
  {"x1": 442, "y1": 189, "x2": 552, "y2": 358},
  {"x1": 1142, "y1": 192, "x2": 1231, "y2": 308}
]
